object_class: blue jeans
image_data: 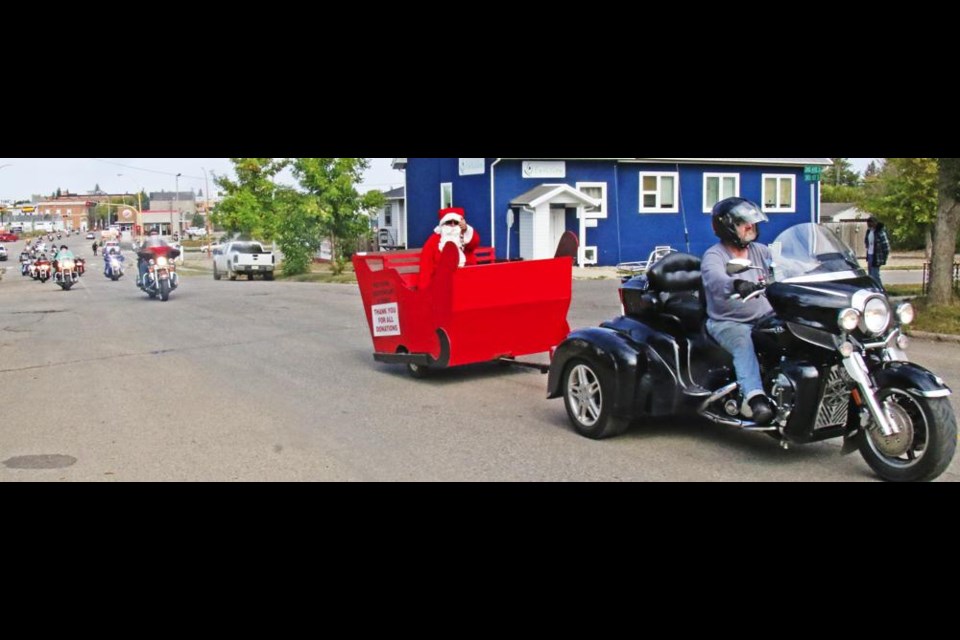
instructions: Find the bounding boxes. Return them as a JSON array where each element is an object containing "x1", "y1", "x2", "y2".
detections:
[
  {"x1": 707, "y1": 318, "x2": 764, "y2": 399},
  {"x1": 866, "y1": 257, "x2": 882, "y2": 287}
]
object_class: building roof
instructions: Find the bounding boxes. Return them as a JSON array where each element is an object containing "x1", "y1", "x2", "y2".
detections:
[
  {"x1": 624, "y1": 158, "x2": 833, "y2": 166},
  {"x1": 820, "y1": 203, "x2": 857, "y2": 218},
  {"x1": 149, "y1": 191, "x2": 195, "y2": 200},
  {"x1": 510, "y1": 184, "x2": 600, "y2": 209},
  {"x1": 383, "y1": 186, "x2": 405, "y2": 200}
]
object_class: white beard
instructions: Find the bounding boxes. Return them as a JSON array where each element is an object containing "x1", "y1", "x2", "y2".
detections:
[{"x1": 439, "y1": 226, "x2": 466, "y2": 266}]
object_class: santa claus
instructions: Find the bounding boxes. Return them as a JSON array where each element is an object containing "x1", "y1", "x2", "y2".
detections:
[{"x1": 417, "y1": 207, "x2": 481, "y2": 289}]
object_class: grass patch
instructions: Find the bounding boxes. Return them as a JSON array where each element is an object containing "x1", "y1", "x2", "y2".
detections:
[
  {"x1": 275, "y1": 261, "x2": 357, "y2": 284},
  {"x1": 907, "y1": 297, "x2": 960, "y2": 335},
  {"x1": 884, "y1": 284, "x2": 923, "y2": 297}
]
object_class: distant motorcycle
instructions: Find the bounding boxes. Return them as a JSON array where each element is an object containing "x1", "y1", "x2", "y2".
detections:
[
  {"x1": 104, "y1": 254, "x2": 125, "y2": 281},
  {"x1": 75, "y1": 257, "x2": 86, "y2": 276},
  {"x1": 33, "y1": 259, "x2": 51, "y2": 283},
  {"x1": 140, "y1": 255, "x2": 178, "y2": 301},
  {"x1": 53, "y1": 258, "x2": 79, "y2": 290}
]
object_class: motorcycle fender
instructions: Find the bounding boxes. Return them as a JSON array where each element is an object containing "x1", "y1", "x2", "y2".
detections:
[
  {"x1": 873, "y1": 361, "x2": 951, "y2": 398},
  {"x1": 547, "y1": 327, "x2": 652, "y2": 420}
]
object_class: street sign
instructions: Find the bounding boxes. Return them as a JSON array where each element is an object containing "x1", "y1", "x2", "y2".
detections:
[{"x1": 804, "y1": 165, "x2": 822, "y2": 182}]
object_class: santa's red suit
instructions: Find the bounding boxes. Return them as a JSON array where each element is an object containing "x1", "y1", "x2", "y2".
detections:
[{"x1": 418, "y1": 207, "x2": 481, "y2": 289}]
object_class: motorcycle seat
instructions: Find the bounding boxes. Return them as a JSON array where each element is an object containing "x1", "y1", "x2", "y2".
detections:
[
  {"x1": 662, "y1": 292, "x2": 704, "y2": 334},
  {"x1": 647, "y1": 252, "x2": 701, "y2": 293},
  {"x1": 649, "y1": 253, "x2": 704, "y2": 334}
]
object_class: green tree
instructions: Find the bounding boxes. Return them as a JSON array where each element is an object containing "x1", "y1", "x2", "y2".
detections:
[
  {"x1": 860, "y1": 158, "x2": 938, "y2": 250},
  {"x1": 821, "y1": 158, "x2": 860, "y2": 187},
  {"x1": 929, "y1": 158, "x2": 960, "y2": 305},
  {"x1": 290, "y1": 158, "x2": 385, "y2": 275},
  {"x1": 274, "y1": 187, "x2": 322, "y2": 276},
  {"x1": 820, "y1": 184, "x2": 862, "y2": 203},
  {"x1": 211, "y1": 158, "x2": 289, "y2": 240},
  {"x1": 191, "y1": 213, "x2": 205, "y2": 228}
]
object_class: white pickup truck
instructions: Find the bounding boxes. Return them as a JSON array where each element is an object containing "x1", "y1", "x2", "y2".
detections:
[{"x1": 213, "y1": 241, "x2": 276, "y2": 280}]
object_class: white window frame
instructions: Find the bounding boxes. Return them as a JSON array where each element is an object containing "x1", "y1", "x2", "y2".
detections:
[
  {"x1": 761, "y1": 174, "x2": 796, "y2": 213},
  {"x1": 638, "y1": 172, "x2": 679, "y2": 213},
  {"x1": 575, "y1": 181, "x2": 608, "y2": 218},
  {"x1": 702, "y1": 173, "x2": 740, "y2": 213},
  {"x1": 440, "y1": 183, "x2": 453, "y2": 209},
  {"x1": 384, "y1": 203, "x2": 392, "y2": 226}
]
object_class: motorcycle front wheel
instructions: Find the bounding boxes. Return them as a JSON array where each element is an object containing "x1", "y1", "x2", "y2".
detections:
[
  {"x1": 858, "y1": 387, "x2": 957, "y2": 482},
  {"x1": 160, "y1": 279, "x2": 171, "y2": 301},
  {"x1": 562, "y1": 357, "x2": 629, "y2": 439}
]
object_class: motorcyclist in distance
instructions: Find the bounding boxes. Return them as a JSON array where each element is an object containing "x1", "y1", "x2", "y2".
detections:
[
  {"x1": 136, "y1": 232, "x2": 180, "y2": 288},
  {"x1": 104, "y1": 245, "x2": 125, "y2": 278}
]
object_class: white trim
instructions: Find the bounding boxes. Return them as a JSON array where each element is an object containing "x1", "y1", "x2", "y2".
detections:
[
  {"x1": 440, "y1": 182, "x2": 453, "y2": 209},
  {"x1": 702, "y1": 173, "x2": 740, "y2": 213},
  {"x1": 761, "y1": 174, "x2": 796, "y2": 213},
  {"x1": 575, "y1": 181, "x2": 607, "y2": 219},
  {"x1": 513, "y1": 184, "x2": 600, "y2": 209},
  {"x1": 622, "y1": 158, "x2": 833, "y2": 167},
  {"x1": 638, "y1": 171, "x2": 679, "y2": 214}
]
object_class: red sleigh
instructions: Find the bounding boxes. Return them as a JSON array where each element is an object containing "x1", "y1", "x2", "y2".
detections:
[{"x1": 352, "y1": 233, "x2": 577, "y2": 377}]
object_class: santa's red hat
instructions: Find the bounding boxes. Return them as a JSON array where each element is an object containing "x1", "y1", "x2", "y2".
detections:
[{"x1": 438, "y1": 207, "x2": 465, "y2": 226}]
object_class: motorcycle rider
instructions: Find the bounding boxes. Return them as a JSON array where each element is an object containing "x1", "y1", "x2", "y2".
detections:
[
  {"x1": 136, "y1": 232, "x2": 180, "y2": 288},
  {"x1": 701, "y1": 197, "x2": 776, "y2": 425},
  {"x1": 52, "y1": 244, "x2": 74, "y2": 275},
  {"x1": 104, "y1": 246, "x2": 125, "y2": 277}
]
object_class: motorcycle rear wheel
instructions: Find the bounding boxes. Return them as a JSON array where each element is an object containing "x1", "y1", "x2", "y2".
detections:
[
  {"x1": 563, "y1": 357, "x2": 629, "y2": 439},
  {"x1": 858, "y1": 387, "x2": 957, "y2": 482}
]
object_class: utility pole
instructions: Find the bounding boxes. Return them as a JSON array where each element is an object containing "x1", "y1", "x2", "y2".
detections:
[{"x1": 202, "y1": 167, "x2": 212, "y2": 257}]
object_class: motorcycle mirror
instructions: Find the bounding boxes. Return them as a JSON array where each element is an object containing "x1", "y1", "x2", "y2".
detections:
[{"x1": 725, "y1": 258, "x2": 755, "y2": 275}]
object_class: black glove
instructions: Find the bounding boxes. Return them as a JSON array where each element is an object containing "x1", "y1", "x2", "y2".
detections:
[{"x1": 733, "y1": 279, "x2": 762, "y2": 298}]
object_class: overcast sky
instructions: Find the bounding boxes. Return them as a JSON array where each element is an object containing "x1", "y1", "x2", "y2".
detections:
[
  {"x1": 0, "y1": 158, "x2": 405, "y2": 203},
  {"x1": 1, "y1": 158, "x2": 877, "y2": 204}
]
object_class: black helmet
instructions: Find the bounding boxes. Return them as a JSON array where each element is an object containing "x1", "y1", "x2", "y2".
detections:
[{"x1": 711, "y1": 197, "x2": 768, "y2": 249}]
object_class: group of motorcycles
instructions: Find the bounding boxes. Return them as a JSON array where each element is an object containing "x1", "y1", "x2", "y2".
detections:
[
  {"x1": 20, "y1": 244, "x2": 86, "y2": 290},
  {"x1": 16, "y1": 237, "x2": 179, "y2": 301}
]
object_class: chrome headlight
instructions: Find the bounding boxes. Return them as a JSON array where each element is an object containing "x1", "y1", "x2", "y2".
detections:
[
  {"x1": 62, "y1": 260, "x2": 74, "y2": 269},
  {"x1": 157, "y1": 256, "x2": 168, "y2": 266},
  {"x1": 896, "y1": 302, "x2": 915, "y2": 326},
  {"x1": 862, "y1": 297, "x2": 892, "y2": 335},
  {"x1": 838, "y1": 308, "x2": 860, "y2": 332}
]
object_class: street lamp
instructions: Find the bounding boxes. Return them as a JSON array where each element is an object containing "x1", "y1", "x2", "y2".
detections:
[
  {"x1": 201, "y1": 166, "x2": 212, "y2": 257},
  {"x1": 174, "y1": 172, "x2": 182, "y2": 237}
]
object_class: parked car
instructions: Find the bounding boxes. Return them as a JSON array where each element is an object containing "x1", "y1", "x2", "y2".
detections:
[
  {"x1": 213, "y1": 241, "x2": 275, "y2": 280},
  {"x1": 186, "y1": 227, "x2": 208, "y2": 238},
  {"x1": 85, "y1": 232, "x2": 96, "y2": 240},
  {"x1": 0, "y1": 244, "x2": 7, "y2": 261},
  {"x1": 0, "y1": 232, "x2": 19, "y2": 242}
]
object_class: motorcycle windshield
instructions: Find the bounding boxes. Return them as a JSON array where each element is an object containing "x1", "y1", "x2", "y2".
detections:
[{"x1": 770, "y1": 223, "x2": 863, "y2": 282}]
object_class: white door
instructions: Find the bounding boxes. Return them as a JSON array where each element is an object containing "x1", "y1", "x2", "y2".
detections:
[
  {"x1": 519, "y1": 209, "x2": 534, "y2": 259},
  {"x1": 550, "y1": 206, "x2": 566, "y2": 256}
]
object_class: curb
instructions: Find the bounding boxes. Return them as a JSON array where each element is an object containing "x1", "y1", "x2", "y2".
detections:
[{"x1": 906, "y1": 330, "x2": 960, "y2": 344}]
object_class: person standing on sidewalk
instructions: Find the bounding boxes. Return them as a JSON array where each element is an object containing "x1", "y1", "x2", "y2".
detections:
[{"x1": 864, "y1": 216, "x2": 890, "y2": 287}]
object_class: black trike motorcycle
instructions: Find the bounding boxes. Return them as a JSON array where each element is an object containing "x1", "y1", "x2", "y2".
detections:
[{"x1": 547, "y1": 223, "x2": 956, "y2": 481}]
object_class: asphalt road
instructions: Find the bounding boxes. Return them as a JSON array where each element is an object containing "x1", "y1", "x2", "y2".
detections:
[{"x1": 1, "y1": 238, "x2": 957, "y2": 481}]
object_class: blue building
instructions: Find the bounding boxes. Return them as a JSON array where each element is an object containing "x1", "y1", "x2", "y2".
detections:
[{"x1": 393, "y1": 158, "x2": 832, "y2": 266}]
